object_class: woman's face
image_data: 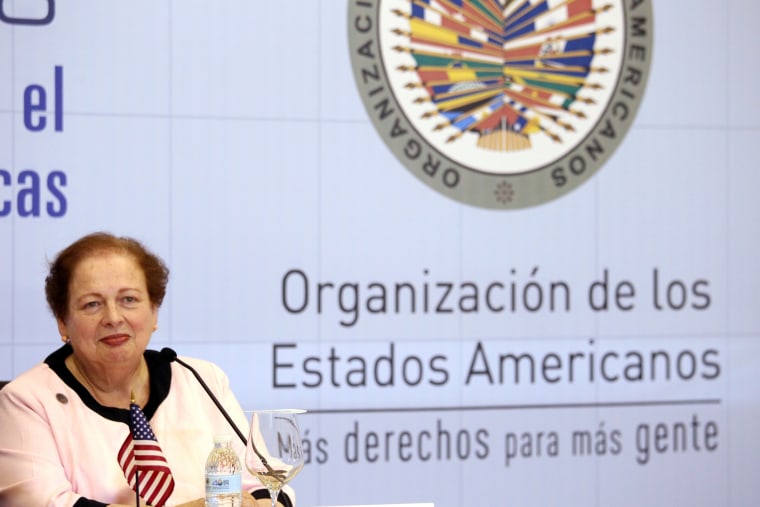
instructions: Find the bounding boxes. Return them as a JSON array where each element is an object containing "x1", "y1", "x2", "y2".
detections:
[{"x1": 57, "y1": 250, "x2": 157, "y2": 369}]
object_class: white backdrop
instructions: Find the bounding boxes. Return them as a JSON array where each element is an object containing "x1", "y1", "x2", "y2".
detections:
[{"x1": 1, "y1": 1, "x2": 759, "y2": 506}]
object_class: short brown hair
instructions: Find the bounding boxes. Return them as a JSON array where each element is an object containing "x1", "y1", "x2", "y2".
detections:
[{"x1": 45, "y1": 232, "x2": 170, "y2": 321}]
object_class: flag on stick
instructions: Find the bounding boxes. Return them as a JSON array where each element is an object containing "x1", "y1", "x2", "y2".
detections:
[{"x1": 118, "y1": 402, "x2": 175, "y2": 507}]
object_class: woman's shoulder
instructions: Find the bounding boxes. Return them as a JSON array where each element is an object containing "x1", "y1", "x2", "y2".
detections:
[
  {"x1": 157, "y1": 352, "x2": 230, "y2": 392},
  {"x1": 0, "y1": 362, "x2": 68, "y2": 410},
  {"x1": 3, "y1": 361, "x2": 62, "y2": 391}
]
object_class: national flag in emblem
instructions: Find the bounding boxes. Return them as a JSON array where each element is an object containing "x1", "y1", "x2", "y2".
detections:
[{"x1": 117, "y1": 403, "x2": 175, "y2": 507}]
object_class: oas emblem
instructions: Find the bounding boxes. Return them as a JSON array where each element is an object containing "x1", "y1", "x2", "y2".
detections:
[{"x1": 348, "y1": 0, "x2": 653, "y2": 209}]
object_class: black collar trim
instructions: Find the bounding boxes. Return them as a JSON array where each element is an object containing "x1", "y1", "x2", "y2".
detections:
[{"x1": 45, "y1": 344, "x2": 172, "y2": 424}]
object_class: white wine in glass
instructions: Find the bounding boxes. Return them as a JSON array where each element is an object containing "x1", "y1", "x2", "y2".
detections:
[{"x1": 245, "y1": 410, "x2": 305, "y2": 507}]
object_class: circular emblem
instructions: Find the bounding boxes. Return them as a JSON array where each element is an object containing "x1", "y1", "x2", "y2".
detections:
[{"x1": 348, "y1": 0, "x2": 653, "y2": 209}]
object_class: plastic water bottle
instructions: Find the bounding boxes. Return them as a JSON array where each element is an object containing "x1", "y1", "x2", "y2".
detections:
[{"x1": 205, "y1": 434, "x2": 242, "y2": 507}]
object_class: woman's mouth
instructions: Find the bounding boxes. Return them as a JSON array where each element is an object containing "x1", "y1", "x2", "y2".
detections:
[{"x1": 100, "y1": 334, "x2": 131, "y2": 346}]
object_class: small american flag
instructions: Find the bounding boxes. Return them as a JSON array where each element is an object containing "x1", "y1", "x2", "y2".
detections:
[{"x1": 118, "y1": 402, "x2": 175, "y2": 507}]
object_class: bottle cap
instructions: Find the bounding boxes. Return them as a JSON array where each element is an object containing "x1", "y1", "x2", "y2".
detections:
[{"x1": 214, "y1": 434, "x2": 233, "y2": 444}]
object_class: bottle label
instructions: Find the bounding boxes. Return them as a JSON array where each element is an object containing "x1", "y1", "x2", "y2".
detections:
[{"x1": 205, "y1": 473, "x2": 242, "y2": 495}]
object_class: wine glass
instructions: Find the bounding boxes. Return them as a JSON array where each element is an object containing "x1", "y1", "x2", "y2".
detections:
[{"x1": 245, "y1": 409, "x2": 305, "y2": 507}]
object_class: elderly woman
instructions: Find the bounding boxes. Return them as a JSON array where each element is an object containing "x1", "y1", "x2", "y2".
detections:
[{"x1": 0, "y1": 232, "x2": 294, "y2": 507}]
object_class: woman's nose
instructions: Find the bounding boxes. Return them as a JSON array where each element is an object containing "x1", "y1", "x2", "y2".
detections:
[{"x1": 102, "y1": 301, "x2": 124, "y2": 325}]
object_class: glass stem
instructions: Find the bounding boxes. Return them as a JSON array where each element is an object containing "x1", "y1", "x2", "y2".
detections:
[{"x1": 270, "y1": 488, "x2": 279, "y2": 507}]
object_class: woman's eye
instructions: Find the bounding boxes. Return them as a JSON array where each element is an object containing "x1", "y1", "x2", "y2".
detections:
[{"x1": 83, "y1": 301, "x2": 101, "y2": 309}]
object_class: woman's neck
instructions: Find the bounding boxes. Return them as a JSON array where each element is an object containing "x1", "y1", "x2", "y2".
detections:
[{"x1": 65, "y1": 354, "x2": 150, "y2": 409}]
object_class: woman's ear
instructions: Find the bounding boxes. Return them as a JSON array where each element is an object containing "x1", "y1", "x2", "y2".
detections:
[
  {"x1": 57, "y1": 319, "x2": 69, "y2": 342},
  {"x1": 152, "y1": 305, "x2": 159, "y2": 331}
]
